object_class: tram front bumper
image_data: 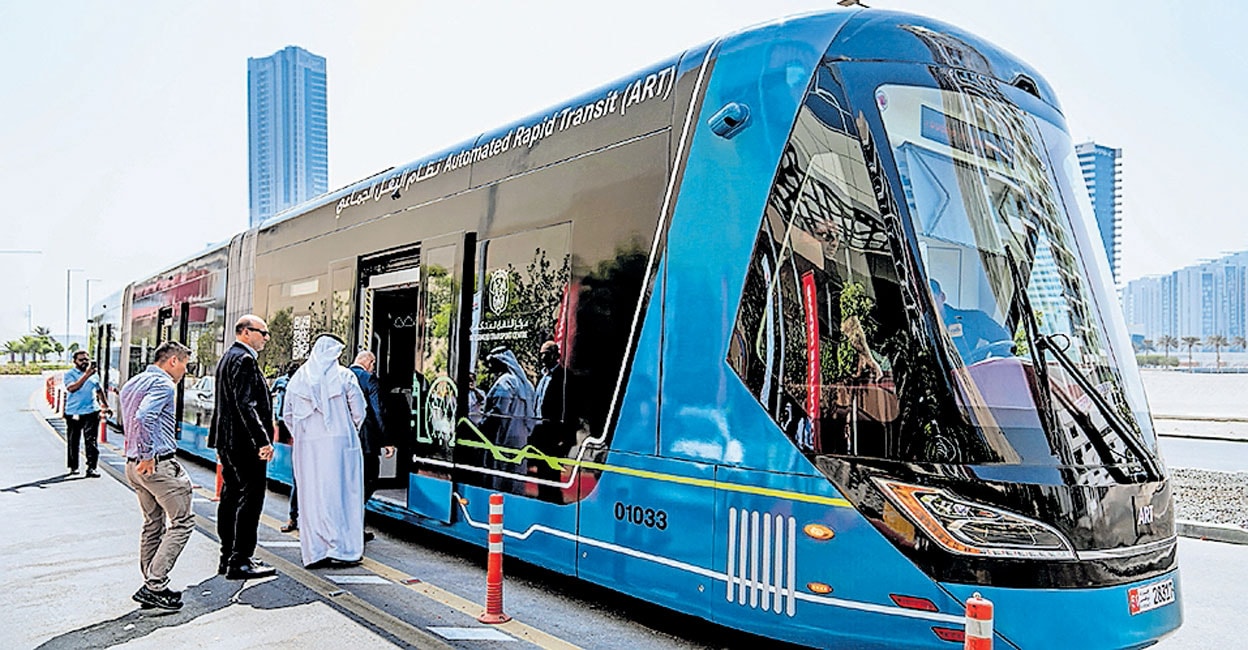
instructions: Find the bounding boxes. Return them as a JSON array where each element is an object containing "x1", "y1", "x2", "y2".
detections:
[{"x1": 940, "y1": 569, "x2": 1182, "y2": 649}]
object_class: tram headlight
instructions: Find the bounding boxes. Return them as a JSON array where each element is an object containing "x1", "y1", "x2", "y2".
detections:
[{"x1": 873, "y1": 479, "x2": 1076, "y2": 561}]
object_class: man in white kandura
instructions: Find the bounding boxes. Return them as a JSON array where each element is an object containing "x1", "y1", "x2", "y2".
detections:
[{"x1": 283, "y1": 334, "x2": 367, "y2": 568}]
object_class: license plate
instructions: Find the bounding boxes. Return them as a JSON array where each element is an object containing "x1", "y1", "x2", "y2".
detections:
[{"x1": 1128, "y1": 578, "x2": 1175, "y2": 615}]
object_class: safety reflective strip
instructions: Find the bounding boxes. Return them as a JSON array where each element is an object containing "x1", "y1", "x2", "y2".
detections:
[
  {"x1": 966, "y1": 616, "x2": 993, "y2": 638},
  {"x1": 489, "y1": 542, "x2": 503, "y2": 553},
  {"x1": 726, "y1": 508, "x2": 737, "y2": 601}
]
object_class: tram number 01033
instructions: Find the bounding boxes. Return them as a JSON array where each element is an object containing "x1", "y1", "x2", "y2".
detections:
[{"x1": 614, "y1": 502, "x2": 668, "y2": 530}]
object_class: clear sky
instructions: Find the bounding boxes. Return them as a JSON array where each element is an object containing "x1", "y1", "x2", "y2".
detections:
[{"x1": 2, "y1": 0, "x2": 1244, "y2": 343}]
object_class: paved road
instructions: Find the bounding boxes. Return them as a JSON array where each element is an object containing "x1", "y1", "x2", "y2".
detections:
[
  {"x1": 1158, "y1": 436, "x2": 1248, "y2": 472},
  {"x1": 1152, "y1": 538, "x2": 1248, "y2": 649}
]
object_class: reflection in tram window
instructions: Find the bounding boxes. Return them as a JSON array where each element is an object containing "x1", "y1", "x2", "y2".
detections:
[
  {"x1": 455, "y1": 224, "x2": 575, "y2": 497},
  {"x1": 728, "y1": 71, "x2": 978, "y2": 465}
]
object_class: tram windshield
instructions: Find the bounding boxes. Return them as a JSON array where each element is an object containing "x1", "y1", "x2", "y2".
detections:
[{"x1": 878, "y1": 83, "x2": 1157, "y2": 478}]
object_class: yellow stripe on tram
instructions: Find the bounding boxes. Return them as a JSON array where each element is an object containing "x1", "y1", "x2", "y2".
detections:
[{"x1": 455, "y1": 418, "x2": 852, "y2": 509}]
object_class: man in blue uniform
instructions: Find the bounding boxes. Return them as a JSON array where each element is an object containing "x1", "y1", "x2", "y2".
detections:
[
  {"x1": 63, "y1": 350, "x2": 109, "y2": 477},
  {"x1": 929, "y1": 279, "x2": 1012, "y2": 364}
]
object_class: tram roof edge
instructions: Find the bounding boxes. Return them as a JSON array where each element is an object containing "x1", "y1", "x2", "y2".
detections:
[{"x1": 829, "y1": 9, "x2": 1060, "y2": 111}]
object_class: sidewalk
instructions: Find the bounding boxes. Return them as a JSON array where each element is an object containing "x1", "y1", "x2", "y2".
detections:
[
  {"x1": 0, "y1": 379, "x2": 429, "y2": 650},
  {"x1": 1154, "y1": 415, "x2": 1248, "y2": 443}
]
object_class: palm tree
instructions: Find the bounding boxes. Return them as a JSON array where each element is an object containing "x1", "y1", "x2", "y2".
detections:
[
  {"x1": 1233, "y1": 336, "x2": 1247, "y2": 352},
  {"x1": 1181, "y1": 336, "x2": 1202, "y2": 367},
  {"x1": 2, "y1": 340, "x2": 17, "y2": 364},
  {"x1": 1207, "y1": 334, "x2": 1229, "y2": 370},
  {"x1": 1158, "y1": 335, "x2": 1179, "y2": 359},
  {"x1": 1142, "y1": 339, "x2": 1155, "y2": 353}
]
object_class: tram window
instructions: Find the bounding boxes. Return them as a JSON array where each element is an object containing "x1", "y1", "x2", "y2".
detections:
[
  {"x1": 464, "y1": 223, "x2": 572, "y2": 490},
  {"x1": 729, "y1": 72, "x2": 987, "y2": 466},
  {"x1": 730, "y1": 94, "x2": 909, "y2": 459}
]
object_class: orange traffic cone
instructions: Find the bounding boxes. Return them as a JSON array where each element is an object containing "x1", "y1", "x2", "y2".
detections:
[
  {"x1": 478, "y1": 493, "x2": 511, "y2": 624},
  {"x1": 964, "y1": 592, "x2": 993, "y2": 650}
]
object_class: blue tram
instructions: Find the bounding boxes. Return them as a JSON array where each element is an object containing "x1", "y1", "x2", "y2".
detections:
[{"x1": 91, "y1": 8, "x2": 1180, "y2": 648}]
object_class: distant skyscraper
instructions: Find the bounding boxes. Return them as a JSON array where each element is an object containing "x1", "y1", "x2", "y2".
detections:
[
  {"x1": 1076, "y1": 142, "x2": 1122, "y2": 284},
  {"x1": 248, "y1": 46, "x2": 328, "y2": 227},
  {"x1": 1123, "y1": 251, "x2": 1248, "y2": 342}
]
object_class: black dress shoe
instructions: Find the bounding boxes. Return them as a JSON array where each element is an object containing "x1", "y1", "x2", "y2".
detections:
[
  {"x1": 280, "y1": 520, "x2": 298, "y2": 533},
  {"x1": 218, "y1": 559, "x2": 228, "y2": 575},
  {"x1": 226, "y1": 562, "x2": 277, "y2": 580},
  {"x1": 363, "y1": 531, "x2": 375, "y2": 543},
  {"x1": 85, "y1": 469, "x2": 100, "y2": 478},
  {"x1": 133, "y1": 586, "x2": 182, "y2": 611}
]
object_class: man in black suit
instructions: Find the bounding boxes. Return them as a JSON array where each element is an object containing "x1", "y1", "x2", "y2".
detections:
[
  {"x1": 209, "y1": 314, "x2": 277, "y2": 580},
  {"x1": 349, "y1": 351, "x2": 395, "y2": 541},
  {"x1": 528, "y1": 341, "x2": 573, "y2": 502}
]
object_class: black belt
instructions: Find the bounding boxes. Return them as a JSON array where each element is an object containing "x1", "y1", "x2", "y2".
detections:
[{"x1": 127, "y1": 453, "x2": 175, "y2": 463}]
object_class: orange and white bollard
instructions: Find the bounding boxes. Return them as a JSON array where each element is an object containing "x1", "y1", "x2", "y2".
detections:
[
  {"x1": 477, "y1": 493, "x2": 511, "y2": 624},
  {"x1": 98, "y1": 415, "x2": 108, "y2": 444},
  {"x1": 211, "y1": 462, "x2": 224, "y2": 502},
  {"x1": 964, "y1": 592, "x2": 993, "y2": 650}
]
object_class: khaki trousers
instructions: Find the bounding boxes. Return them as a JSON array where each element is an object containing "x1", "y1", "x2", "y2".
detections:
[{"x1": 125, "y1": 458, "x2": 194, "y2": 592}]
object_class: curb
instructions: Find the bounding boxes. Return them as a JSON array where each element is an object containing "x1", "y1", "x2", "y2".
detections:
[
  {"x1": 1157, "y1": 432, "x2": 1248, "y2": 443},
  {"x1": 1154, "y1": 414, "x2": 1248, "y2": 424},
  {"x1": 1176, "y1": 520, "x2": 1248, "y2": 545}
]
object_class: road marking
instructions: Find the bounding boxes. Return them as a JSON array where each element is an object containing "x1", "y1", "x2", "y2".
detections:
[
  {"x1": 229, "y1": 574, "x2": 278, "y2": 603},
  {"x1": 234, "y1": 501, "x2": 584, "y2": 648},
  {"x1": 190, "y1": 512, "x2": 453, "y2": 650},
  {"x1": 429, "y1": 627, "x2": 515, "y2": 641},
  {"x1": 328, "y1": 575, "x2": 391, "y2": 585},
  {"x1": 258, "y1": 540, "x2": 301, "y2": 548},
  {"x1": 359, "y1": 556, "x2": 584, "y2": 650}
]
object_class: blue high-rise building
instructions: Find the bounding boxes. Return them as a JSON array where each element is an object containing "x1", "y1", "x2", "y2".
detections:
[
  {"x1": 248, "y1": 46, "x2": 328, "y2": 227},
  {"x1": 1076, "y1": 142, "x2": 1122, "y2": 284}
]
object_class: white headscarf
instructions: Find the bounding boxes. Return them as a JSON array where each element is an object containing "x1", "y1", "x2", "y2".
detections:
[
  {"x1": 285, "y1": 335, "x2": 349, "y2": 429},
  {"x1": 486, "y1": 347, "x2": 537, "y2": 417}
]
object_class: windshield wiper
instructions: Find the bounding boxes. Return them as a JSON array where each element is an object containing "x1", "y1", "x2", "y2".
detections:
[
  {"x1": 1034, "y1": 334, "x2": 1162, "y2": 481},
  {"x1": 1002, "y1": 247, "x2": 1150, "y2": 479},
  {"x1": 1001, "y1": 248, "x2": 1060, "y2": 438}
]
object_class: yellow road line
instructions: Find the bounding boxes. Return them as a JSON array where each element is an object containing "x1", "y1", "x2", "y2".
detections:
[
  {"x1": 190, "y1": 488, "x2": 584, "y2": 649},
  {"x1": 190, "y1": 513, "x2": 454, "y2": 650}
]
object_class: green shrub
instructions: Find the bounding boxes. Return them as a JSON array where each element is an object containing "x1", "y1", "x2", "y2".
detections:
[
  {"x1": 0, "y1": 364, "x2": 47, "y2": 375},
  {"x1": 1136, "y1": 354, "x2": 1179, "y2": 368}
]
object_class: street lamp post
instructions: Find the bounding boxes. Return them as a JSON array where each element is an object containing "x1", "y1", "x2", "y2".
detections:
[
  {"x1": 85, "y1": 278, "x2": 101, "y2": 354},
  {"x1": 66, "y1": 268, "x2": 84, "y2": 360}
]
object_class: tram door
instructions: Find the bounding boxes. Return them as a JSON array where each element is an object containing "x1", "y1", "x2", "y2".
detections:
[
  {"x1": 411, "y1": 234, "x2": 474, "y2": 523},
  {"x1": 364, "y1": 273, "x2": 422, "y2": 493},
  {"x1": 155, "y1": 304, "x2": 190, "y2": 433},
  {"x1": 91, "y1": 322, "x2": 115, "y2": 419}
]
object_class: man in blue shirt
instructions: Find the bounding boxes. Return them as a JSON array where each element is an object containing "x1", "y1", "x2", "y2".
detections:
[
  {"x1": 120, "y1": 341, "x2": 193, "y2": 611},
  {"x1": 63, "y1": 350, "x2": 109, "y2": 477},
  {"x1": 929, "y1": 279, "x2": 1013, "y2": 364}
]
